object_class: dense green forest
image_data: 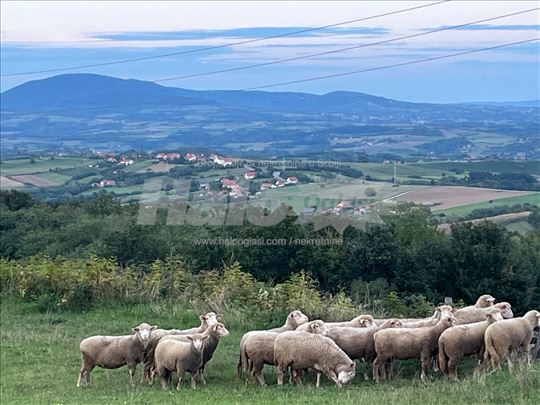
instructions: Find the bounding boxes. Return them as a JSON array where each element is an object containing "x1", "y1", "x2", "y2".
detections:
[{"x1": 1, "y1": 190, "x2": 539, "y2": 313}]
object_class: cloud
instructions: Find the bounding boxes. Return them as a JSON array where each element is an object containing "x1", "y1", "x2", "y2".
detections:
[
  {"x1": 424, "y1": 24, "x2": 540, "y2": 31},
  {"x1": 91, "y1": 26, "x2": 390, "y2": 42}
]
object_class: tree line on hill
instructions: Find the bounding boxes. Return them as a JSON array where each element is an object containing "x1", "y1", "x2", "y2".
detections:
[{"x1": 1, "y1": 190, "x2": 539, "y2": 313}]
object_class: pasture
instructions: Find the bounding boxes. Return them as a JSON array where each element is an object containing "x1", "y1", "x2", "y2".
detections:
[
  {"x1": 438, "y1": 193, "x2": 540, "y2": 217},
  {"x1": 411, "y1": 161, "x2": 540, "y2": 176},
  {"x1": 1, "y1": 300, "x2": 539, "y2": 405},
  {"x1": 393, "y1": 187, "x2": 536, "y2": 210},
  {"x1": 0, "y1": 157, "x2": 95, "y2": 176}
]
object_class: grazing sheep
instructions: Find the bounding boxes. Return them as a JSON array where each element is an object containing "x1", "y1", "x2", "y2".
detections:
[
  {"x1": 374, "y1": 305, "x2": 454, "y2": 327},
  {"x1": 438, "y1": 308, "x2": 503, "y2": 379},
  {"x1": 324, "y1": 315, "x2": 374, "y2": 329},
  {"x1": 242, "y1": 320, "x2": 328, "y2": 386},
  {"x1": 154, "y1": 334, "x2": 208, "y2": 390},
  {"x1": 158, "y1": 323, "x2": 229, "y2": 384},
  {"x1": 455, "y1": 302, "x2": 513, "y2": 325},
  {"x1": 274, "y1": 331, "x2": 356, "y2": 387},
  {"x1": 77, "y1": 323, "x2": 157, "y2": 387},
  {"x1": 236, "y1": 310, "x2": 309, "y2": 379},
  {"x1": 461, "y1": 294, "x2": 496, "y2": 311},
  {"x1": 484, "y1": 310, "x2": 540, "y2": 371},
  {"x1": 373, "y1": 315, "x2": 457, "y2": 381},
  {"x1": 327, "y1": 319, "x2": 402, "y2": 380},
  {"x1": 268, "y1": 310, "x2": 310, "y2": 332},
  {"x1": 141, "y1": 312, "x2": 220, "y2": 384}
]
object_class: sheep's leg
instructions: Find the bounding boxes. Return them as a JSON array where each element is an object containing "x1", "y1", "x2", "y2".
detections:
[
  {"x1": 254, "y1": 370, "x2": 266, "y2": 386},
  {"x1": 373, "y1": 357, "x2": 381, "y2": 382},
  {"x1": 251, "y1": 361, "x2": 266, "y2": 386},
  {"x1": 84, "y1": 366, "x2": 94, "y2": 386},
  {"x1": 292, "y1": 369, "x2": 303, "y2": 386},
  {"x1": 446, "y1": 355, "x2": 460, "y2": 380},
  {"x1": 195, "y1": 367, "x2": 206, "y2": 385},
  {"x1": 431, "y1": 357, "x2": 439, "y2": 372},
  {"x1": 176, "y1": 374, "x2": 184, "y2": 391},
  {"x1": 276, "y1": 364, "x2": 285, "y2": 385},
  {"x1": 326, "y1": 370, "x2": 341, "y2": 388},
  {"x1": 420, "y1": 355, "x2": 430, "y2": 382},
  {"x1": 77, "y1": 367, "x2": 86, "y2": 387},
  {"x1": 316, "y1": 372, "x2": 321, "y2": 388},
  {"x1": 127, "y1": 362, "x2": 137, "y2": 387},
  {"x1": 363, "y1": 361, "x2": 371, "y2": 381},
  {"x1": 190, "y1": 372, "x2": 197, "y2": 389}
]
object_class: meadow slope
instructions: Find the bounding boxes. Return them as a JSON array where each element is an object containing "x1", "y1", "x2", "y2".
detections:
[{"x1": 1, "y1": 301, "x2": 539, "y2": 405}]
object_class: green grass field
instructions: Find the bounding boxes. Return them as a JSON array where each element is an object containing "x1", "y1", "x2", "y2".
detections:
[
  {"x1": 2, "y1": 300, "x2": 539, "y2": 404},
  {"x1": 438, "y1": 193, "x2": 540, "y2": 217},
  {"x1": 411, "y1": 161, "x2": 540, "y2": 176},
  {"x1": 35, "y1": 172, "x2": 73, "y2": 185},
  {"x1": 0, "y1": 157, "x2": 95, "y2": 176},
  {"x1": 349, "y1": 163, "x2": 455, "y2": 180}
]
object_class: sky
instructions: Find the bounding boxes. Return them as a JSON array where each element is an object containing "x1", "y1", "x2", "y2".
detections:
[{"x1": 1, "y1": 1, "x2": 539, "y2": 103}]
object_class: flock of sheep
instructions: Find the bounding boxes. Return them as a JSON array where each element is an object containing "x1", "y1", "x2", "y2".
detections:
[{"x1": 76, "y1": 295, "x2": 539, "y2": 390}]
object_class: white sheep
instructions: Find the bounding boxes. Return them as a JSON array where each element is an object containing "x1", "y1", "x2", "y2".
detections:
[
  {"x1": 484, "y1": 310, "x2": 540, "y2": 371},
  {"x1": 77, "y1": 323, "x2": 157, "y2": 387},
  {"x1": 373, "y1": 315, "x2": 457, "y2": 381},
  {"x1": 154, "y1": 334, "x2": 208, "y2": 390},
  {"x1": 274, "y1": 331, "x2": 356, "y2": 388}
]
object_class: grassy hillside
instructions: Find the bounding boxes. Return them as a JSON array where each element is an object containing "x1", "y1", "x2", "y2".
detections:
[
  {"x1": 1, "y1": 300, "x2": 539, "y2": 405},
  {"x1": 411, "y1": 161, "x2": 540, "y2": 176},
  {"x1": 439, "y1": 193, "x2": 540, "y2": 217}
]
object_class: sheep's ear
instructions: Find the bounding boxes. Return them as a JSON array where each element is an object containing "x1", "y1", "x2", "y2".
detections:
[
  {"x1": 452, "y1": 308, "x2": 457, "y2": 313},
  {"x1": 202, "y1": 335, "x2": 209, "y2": 341},
  {"x1": 484, "y1": 313, "x2": 492, "y2": 319},
  {"x1": 132, "y1": 327, "x2": 139, "y2": 333},
  {"x1": 200, "y1": 315, "x2": 207, "y2": 322},
  {"x1": 310, "y1": 323, "x2": 317, "y2": 331},
  {"x1": 187, "y1": 336, "x2": 193, "y2": 341},
  {"x1": 435, "y1": 307, "x2": 441, "y2": 313},
  {"x1": 151, "y1": 325, "x2": 158, "y2": 330},
  {"x1": 350, "y1": 362, "x2": 356, "y2": 369},
  {"x1": 217, "y1": 314, "x2": 223, "y2": 320}
]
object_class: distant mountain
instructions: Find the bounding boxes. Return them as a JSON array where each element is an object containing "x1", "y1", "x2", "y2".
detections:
[
  {"x1": 1, "y1": 74, "x2": 539, "y2": 158},
  {"x1": 1, "y1": 74, "x2": 421, "y2": 114},
  {"x1": 0, "y1": 74, "x2": 216, "y2": 111},
  {"x1": 462, "y1": 100, "x2": 540, "y2": 108}
]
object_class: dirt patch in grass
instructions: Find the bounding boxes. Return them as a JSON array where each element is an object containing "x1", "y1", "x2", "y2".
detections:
[
  {"x1": 393, "y1": 186, "x2": 532, "y2": 210},
  {"x1": 9, "y1": 174, "x2": 58, "y2": 187}
]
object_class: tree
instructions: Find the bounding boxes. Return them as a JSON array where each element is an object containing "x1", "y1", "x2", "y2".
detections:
[{"x1": 364, "y1": 187, "x2": 377, "y2": 197}]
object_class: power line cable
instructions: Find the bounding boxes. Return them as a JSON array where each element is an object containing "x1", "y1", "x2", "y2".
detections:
[
  {"x1": 154, "y1": 7, "x2": 539, "y2": 83},
  {"x1": 0, "y1": 0, "x2": 450, "y2": 77},
  {"x1": 3, "y1": 37, "x2": 537, "y2": 116},
  {"x1": 3, "y1": 8, "x2": 534, "y2": 101},
  {"x1": 243, "y1": 37, "x2": 540, "y2": 92}
]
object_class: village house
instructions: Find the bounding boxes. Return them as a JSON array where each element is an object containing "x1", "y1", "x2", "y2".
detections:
[
  {"x1": 118, "y1": 157, "x2": 134, "y2": 165},
  {"x1": 91, "y1": 179, "x2": 117, "y2": 188},
  {"x1": 244, "y1": 171, "x2": 256, "y2": 180},
  {"x1": 335, "y1": 201, "x2": 353, "y2": 211},
  {"x1": 156, "y1": 152, "x2": 181, "y2": 160},
  {"x1": 286, "y1": 176, "x2": 298, "y2": 185},
  {"x1": 212, "y1": 155, "x2": 234, "y2": 167},
  {"x1": 185, "y1": 153, "x2": 197, "y2": 162}
]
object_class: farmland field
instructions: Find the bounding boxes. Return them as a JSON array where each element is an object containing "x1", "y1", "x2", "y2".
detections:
[
  {"x1": 392, "y1": 186, "x2": 535, "y2": 210},
  {"x1": 0, "y1": 157, "x2": 96, "y2": 176},
  {"x1": 438, "y1": 193, "x2": 540, "y2": 216},
  {"x1": 0, "y1": 176, "x2": 25, "y2": 188},
  {"x1": 9, "y1": 174, "x2": 60, "y2": 187},
  {"x1": 411, "y1": 161, "x2": 540, "y2": 176},
  {"x1": 1, "y1": 300, "x2": 539, "y2": 405},
  {"x1": 348, "y1": 162, "x2": 455, "y2": 180}
]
